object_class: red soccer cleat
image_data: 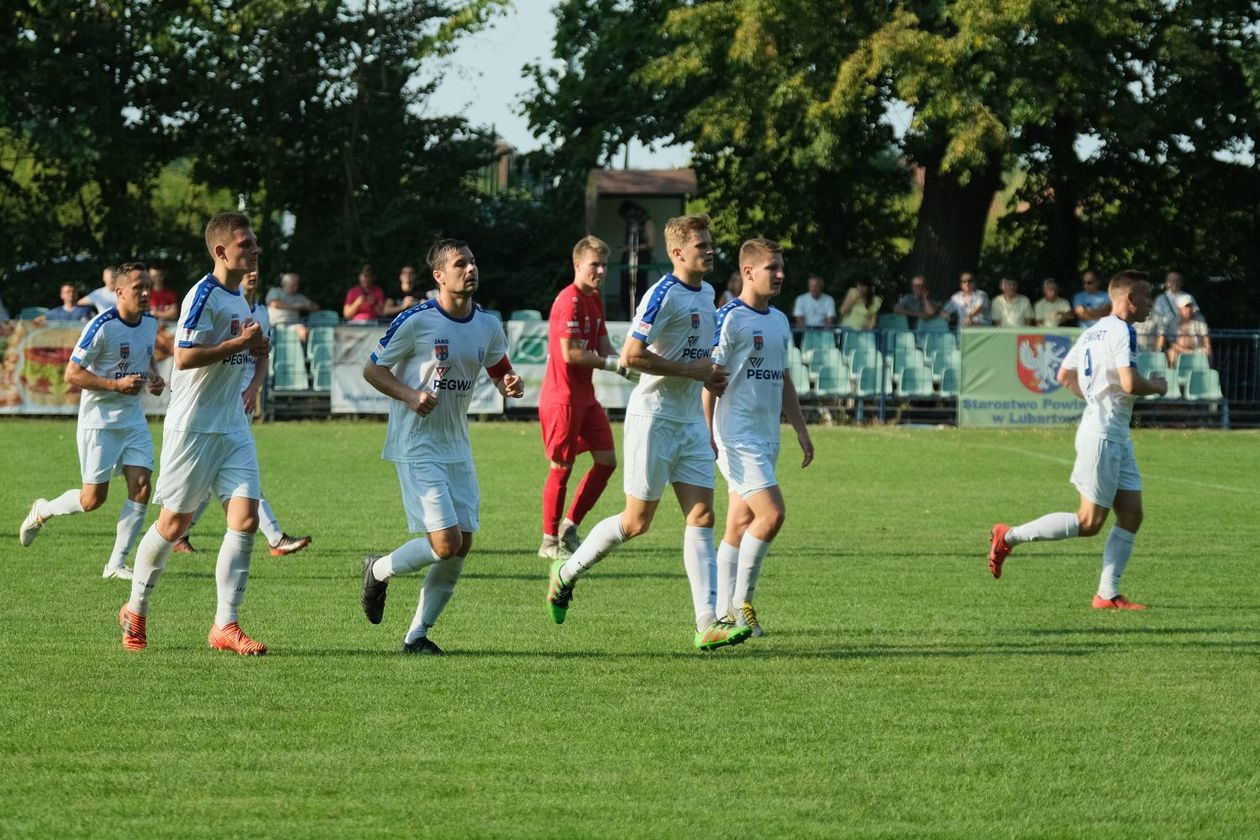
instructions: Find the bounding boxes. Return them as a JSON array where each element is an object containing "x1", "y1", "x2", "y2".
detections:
[
  {"x1": 208, "y1": 622, "x2": 268, "y2": 655},
  {"x1": 119, "y1": 603, "x2": 147, "y2": 651},
  {"x1": 1092, "y1": 594, "x2": 1147, "y2": 610},
  {"x1": 172, "y1": 537, "x2": 196, "y2": 554},
  {"x1": 988, "y1": 524, "x2": 1012, "y2": 578}
]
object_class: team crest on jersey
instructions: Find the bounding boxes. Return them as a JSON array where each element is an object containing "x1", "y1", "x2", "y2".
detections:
[
  {"x1": 753, "y1": 332, "x2": 763, "y2": 351},
  {"x1": 230, "y1": 318, "x2": 241, "y2": 336},
  {"x1": 690, "y1": 313, "x2": 701, "y2": 329},
  {"x1": 119, "y1": 343, "x2": 130, "y2": 359},
  {"x1": 1017, "y1": 335, "x2": 1072, "y2": 393},
  {"x1": 434, "y1": 339, "x2": 449, "y2": 361}
]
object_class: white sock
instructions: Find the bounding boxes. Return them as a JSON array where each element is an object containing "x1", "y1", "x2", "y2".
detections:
[
  {"x1": 683, "y1": 525, "x2": 716, "y2": 631},
  {"x1": 107, "y1": 499, "x2": 147, "y2": 569},
  {"x1": 257, "y1": 497, "x2": 282, "y2": 545},
  {"x1": 128, "y1": 526, "x2": 174, "y2": 617},
  {"x1": 1006, "y1": 513, "x2": 1080, "y2": 546},
  {"x1": 559, "y1": 515, "x2": 627, "y2": 582},
  {"x1": 404, "y1": 555, "x2": 466, "y2": 644},
  {"x1": 214, "y1": 530, "x2": 255, "y2": 626},
  {"x1": 37, "y1": 489, "x2": 84, "y2": 519},
  {"x1": 373, "y1": 539, "x2": 440, "y2": 581},
  {"x1": 1098, "y1": 527, "x2": 1136, "y2": 599},
  {"x1": 715, "y1": 541, "x2": 739, "y2": 619},
  {"x1": 732, "y1": 532, "x2": 772, "y2": 607},
  {"x1": 183, "y1": 494, "x2": 212, "y2": 538}
]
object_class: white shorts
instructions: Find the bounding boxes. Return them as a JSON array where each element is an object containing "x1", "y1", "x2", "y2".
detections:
[
  {"x1": 1070, "y1": 431, "x2": 1142, "y2": 508},
  {"x1": 717, "y1": 439, "x2": 780, "y2": 500},
  {"x1": 622, "y1": 414, "x2": 714, "y2": 502},
  {"x1": 78, "y1": 425, "x2": 154, "y2": 485},
  {"x1": 153, "y1": 430, "x2": 261, "y2": 513},
  {"x1": 395, "y1": 459, "x2": 479, "y2": 534}
]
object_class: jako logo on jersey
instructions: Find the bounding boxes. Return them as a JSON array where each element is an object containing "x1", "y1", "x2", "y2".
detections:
[
  {"x1": 690, "y1": 313, "x2": 700, "y2": 329},
  {"x1": 1017, "y1": 335, "x2": 1072, "y2": 393},
  {"x1": 753, "y1": 332, "x2": 763, "y2": 351},
  {"x1": 434, "y1": 339, "x2": 449, "y2": 361},
  {"x1": 230, "y1": 318, "x2": 241, "y2": 336},
  {"x1": 119, "y1": 343, "x2": 130, "y2": 359}
]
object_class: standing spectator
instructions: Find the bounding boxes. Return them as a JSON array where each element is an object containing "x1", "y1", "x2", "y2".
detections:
[
  {"x1": 1073, "y1": 270, "x2": 1111, "y2": 328},
  {"x1": 43, "y1": 283, "x2": 94, "y2": 322},
  {"x1": 266, "y1": 272, "x2": 320, "y2": 343},
  {"x1": 147, "y1": 267, "x2": 179, "y2": 321},
  {"x1": 944, "y1": 272, "x2": 991, "y2": 326},
  {"x1": 343, "y1": 264, "x2": 387, "y2": 323},
  {"x1": 79, "y1": 265, "x2": 118, "y2": 314},
  {"x1": 717, "y1": 271, "x2": 741, "y2": 307},
  {"x1": 1034, "y1": 279, "x2": 1074, "y2": 327},
  {"x1": 893, "y1": 274, "x2": 942, "y2": 330},
  {"x1": 383, "y1": 265, "x2": 421, "y2": 317},
  {"x1": 839, "y1": 277, "x2": 882, "y2": 330},
  {"x1": 1152, "y1": 271, "x2": 1198, "y2": 327},
  {"x1": 792, "y1": 274, "x2": 837, "y2": 330},
  {"x1": 1166, "y1": 294, "x2": 1212, "y2": 366},
  {"x1": 991, "y1": 277, "x2": 1034, "y2": 327}
]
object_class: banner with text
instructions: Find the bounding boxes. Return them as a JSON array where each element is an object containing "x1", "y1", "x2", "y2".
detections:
[
  {"x1": 958, "y1": 327, "x2": 1084, "y2": 428},
  {"x1": 504, "y1": 320, "x2": 636, "y2": 410}
]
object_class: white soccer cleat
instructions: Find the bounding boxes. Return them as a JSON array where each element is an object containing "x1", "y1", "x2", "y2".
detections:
[
  {"x1": 102, "y1": 565, "x2": 134, "y2": 581},
  {"x1": 19, "y1": 499, "x2": 46, "y2": 547}
]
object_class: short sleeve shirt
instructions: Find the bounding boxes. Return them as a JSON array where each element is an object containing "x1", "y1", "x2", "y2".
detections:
[
  {"x1": 626, "y1": 274, "x2": 715, "y2": 423},
  {"x1": 1073, "y1": 290, "x2": 1111, "y2": 328},
  {"x1": 45, "y1": 305, "x2": 94, "y2": 322},
  {"x1": 840, "y1": 295, "x2": 882, "y2": 330},
  {"x1": 792, "y1": 293, "x2": 836, "y2": 328},
  {"x1": 945, "y1": 290, "x2": 991, "y2": 325},
  {"x1": 71, "y1": 309, "x2": 159, "y2": 430},
  {"x1": 711, "y1": 300, "x2": 793, "y2": 446},
  {"x1": 541, "y1": 283, "x2": 608, "y2": 407},
  {"x1": 266, "y1": 287, "x2": 313, "y2": 325},
  {"x1": 991, "y1": 294, "x2": 1033, "y2": 327},
  {"x1": 1062, "y1": 315, "x2": 1137, "y2": 441},
  {"x1": 346, "y1": 285, "x2": 386, "y2": 322},
  {"x1": 1035, "y1": 297, "x2": 1073, "y2": 327},
  {"x1": 84, "y1": 287, "x2": 118, "y2": 315},
  {"x1": 166, "y1": 274, "x2": 255, "y2": 435}
]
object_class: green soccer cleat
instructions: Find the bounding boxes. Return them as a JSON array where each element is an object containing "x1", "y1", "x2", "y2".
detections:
[
  {"x1": 547, "y1": 558, "x2": 575, "y2": 624},
  {"x1": 693, "y1": 619, "x2": 752, "y2": 651}
]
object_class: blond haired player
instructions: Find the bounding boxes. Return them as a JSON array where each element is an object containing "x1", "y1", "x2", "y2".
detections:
[
  {"x1": 118, "y1": 212, "x2": 272, "y2": 654},
  {"x1": 546, "y1": 214, "x2": 749, "y2": 651},
  {"x1": 989, "y1": 270, "x2": 1168, "y2": 608},
  {"x1": 20, "y1": 263, "x2": 166, "y2": 579},
  {"x1": 704, "y1": 239, "x2": 813, "y2": 637}
]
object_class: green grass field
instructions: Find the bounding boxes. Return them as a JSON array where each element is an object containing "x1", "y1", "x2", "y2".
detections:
[{"x1": 1, "y1": 420, "x2": 1257, "y2": 837}]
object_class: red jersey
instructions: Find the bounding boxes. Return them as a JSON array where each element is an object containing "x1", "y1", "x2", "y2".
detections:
[{"x1": 541, "y1": 283, "x2": 609, "y2": 407}]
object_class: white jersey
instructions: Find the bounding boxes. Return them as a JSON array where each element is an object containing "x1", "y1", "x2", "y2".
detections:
[
  {"x1": 166, "y1": 273, "x2": 254, "y2": 435},
  {"x1": 70, "y1": 309, "x2": 159, "y2": 430},
  {"x1": 242, "y1": 299, "x2": 270, "y2": 396},
  {"x1": 84, "y1": 287, "x2": 118, "y2": 314},
  {"x1": 370, "y1": 300, "x2": 508, "y2": 463},
  {"x1": 711, "y1": 300, "x2": 792, "y2": 445},
  {"x1": 1062, "y1": 315, "x2": 1138, "y2": 442},
  {"x1": 626, "y1": 274, "x2": 716, "y2": 423}
]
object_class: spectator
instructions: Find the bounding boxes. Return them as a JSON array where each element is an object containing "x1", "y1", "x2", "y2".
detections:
[
  {"x1": 1166, "y1": 293, "x2": 1212, "y2": 366},
  {"x1": 943, "y1": 271, "x2": 991, "y2": 326},
  {"x1": 990, "y1": 277, "x2": 1034, "y2": 327},
  {"x1": 893, "y1": 274, "x2": 942, "y2": 330},
  {"x1": 1132, "y1": 305, "x2": 1166, "y2": 354},
  {"x1": 839, "y1": 277, "x2": 882, "y2": 330},
  {"x1": 1034, "y1": 278, "x2": 1074, "y2": 327},
  {"x1": 717, "y1": 270, "x2": 741, "y2": 307},
  {"x1": 79, "y1": 265, "x2": 118, "y2": 314},
  {"x1": 266, "y1": 272, "x2": 319, "y2": 343},
  {"x1": 382, "y1": 265, "x2": 421, "y2": 317},
  {"x1": 1072, "y1": 270, "x2": 1111, "y2": 328},
  {"x1": 792, "y1": 274, "x2": 837, "y2": 330},
  {"x1": 1152, "y1": 271, "x2": 1198, "y2": 326},
  {"x1": 148, "y1": 267, "x2": 179, "y2": 321},
  {"x1": 343, "y1": 264, "x2": 387, "y2": 323},
  {"x1": 43, "y1": 283, "x2": 94, "y2": 322}
]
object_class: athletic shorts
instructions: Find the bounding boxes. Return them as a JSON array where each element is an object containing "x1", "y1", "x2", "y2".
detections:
[
  {"x1": 1070, "y1": 431, "x2": 1142, "y2": 508},
  {"x1": 716, "y1": 439, "x2": 780, "y2": 500},
  {"x1": 622, "y1": 414, "x2": 714, "y2": 502},
  {"x1": 77, "y1": 425, "x2": 154, "y2": 485},
  {"x1": 153, "y1": 429, "x2": 261, "y2": 513},
  {"x1": 395, "y1": 459, "x2": 479, "y2": 534},
  {"x1": 539, "y1": 401, "x2": 615, "y2": 463}
]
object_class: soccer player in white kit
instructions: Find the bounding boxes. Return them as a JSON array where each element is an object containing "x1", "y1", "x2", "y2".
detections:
[
  {"x1": 988, "y1": 270, "x2": 1168, "y2": 609},
  {"x1": 359, "y1": 239, "x2": 524, "y2": 655},
  {"x1": 19, "y1": 263, "x2": 166, "y2": 579},
  {"x1": 118, "y1": 212, "x2": 272, "y2": 654},
  {"x1": 704, "y1": 239, "x2": 814, "y2": 637},
  {"x1": 546, "y1": 214, "x2": 748, "y2": 651}
]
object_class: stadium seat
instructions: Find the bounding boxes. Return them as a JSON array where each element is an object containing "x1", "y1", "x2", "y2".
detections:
[
  {"x1": 509, "y1": 309, "x2": 542, "y2": 321},
  {"x1": 921, "y1": 330, "x2": 958, "y2": 360},
  {"x1": 272, "y1": 360, "x2": 309, "y2": 390},
  {"x1": 1174, "y1": 352, "x2": 1210, "y2": 377},
  {"x1": 840, "y1": 329, "x2": 876, "y2": 356},
  {"x1": 940, "y1": 366, "x2": 960, "y2": 398},
  {"x1": 1184, "y1": 369, "x2": 1223, "y2": 401},
  {"x1": 789, "y1": 345, "x2": 805, "y2": 369},
  {"x1": 1147, "y1": 368, "x2": 1179, "y2": 400},
  {"x1": 898, "y1": 364, "x2": 935, "y2": 398},
  {"x1": 814, "y1": 348, "x2": 852, "y2": 397},
  {"x1": 801, "y1": 329, "x2": 837, "y2": 358},
  {"x1": 307, "y1": 326, "x2": 334, "y2": 365},
  {"x1": 18, "y1": 306, "x2": 48, "y2": 320},
  {"x1": 877, "y1": 313, "x2": 909, "y2": 332},
  {"x1": 1137, "y1": 351, "x2": 1168, "y2": 379},
  {"x1": 789, "y1": 357, "x2": 815, "y2": 398},
  {"x1": 853, "y1": 364, "x2": 891, "y2": 396},
  {"x1": 307, "y1": 311, "x2": 340, "y2": 327},
  {"x1": 311, "y1": 361, "x2": 332, "y2": 391},
  {"x1": 846, "y1": 347, "x2": 882, "y2": 378},
  {"x1": 931, "y1": 348, "x2": 961, "y2": 383},
  {"x1": 916, "y1": 317, "x2": 951, "y2": 335}
]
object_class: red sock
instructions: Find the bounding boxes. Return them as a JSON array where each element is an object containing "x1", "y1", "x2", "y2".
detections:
[
  {"x1": 542, "y1": 467, "x2": 572, "y2": 536},
  {"x1": 567, "y1": 463, "x2": 616, "y2": 527}
]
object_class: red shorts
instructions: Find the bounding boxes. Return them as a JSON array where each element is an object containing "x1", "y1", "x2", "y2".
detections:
[{"x1": 539, "y1": 402, "x2": 615, "y2": 464}]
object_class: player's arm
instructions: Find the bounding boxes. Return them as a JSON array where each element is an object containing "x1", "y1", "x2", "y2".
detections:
[
  {"x1": 65, "y1": 361, "x2": 144, "y2": 395},
  {"x1": 1117, "y1": 365, "x2": 1167, "y2": 397},
  {"x1": 782, "y1": 372, "x2": 814, "y2": 468},
  {"x1": 362, "y1": 359, "x2": 436, "y2": 416},
  {"x1": 1056, "y1": 355, "x2": 1086, "y2": 400},
  {"x1": 146, "y1": 356, "x2": 166, "y2": 395},
  {"x1": 486, "y1": 355, "x2": 525, "y2": 399},
  {"x1": 176, "y1": 320, "x2": 266, "y2": 370},
  {"x1": 619, "y1": 335, "x2": 724, "y2": 389},
  {"x1": 242, "y1": 355, "x2": 267, "y2": 413}
]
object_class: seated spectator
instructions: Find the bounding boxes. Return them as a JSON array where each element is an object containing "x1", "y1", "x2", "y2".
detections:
[
  {"x1": 148, "y1": 267, "x2": 179, "y2": 321},
  {"x1": 990, "y1": 277, "x2": 1034, "y2": 327},
  {"x1": 1152, "y1": 270, "x2": 1199, "y2": 326},
  {"x1": 382, "y1": 265, "x2": 421, "y2": 317},
  {"x1": 1033, "y1": 278, "x2": 1074, "y2": 327},
  {"x1": 78, "y1": 265, "x2": 118, "y2": 314},
  {"x1": 1166, "y1": 293, "x2": 1212, "y2": 366},
  {"x1": 1072, "y1": 270, "x2": 1110, "y2": 328},
  {"x1": 343, "y1": 264, "x2": 387, "y2": 323},
  {"x1": 943, "y1": 271, "x2": 991, "y2": 327},
  {"x1": 1132, "y1": 307, "x2": 1166, "y2": 354},
  {"x1": 893, "y1": 274, "x2": 942, "y2": 330},
  {"x1": 839, "y1": 277, "x2": 881, "y2": 330},
  {"x1": 717, "y1": 270, "x2": 741, "y2": 307},
  {"x1": 792, "y1": 274, "x2": 836, "y2": 330},
  {"x1": 43, "y1": 283, "x2": 94, "y2": 323},
  {"x1": 267, "y1": 272, "x2": 320, "y2": 342}
]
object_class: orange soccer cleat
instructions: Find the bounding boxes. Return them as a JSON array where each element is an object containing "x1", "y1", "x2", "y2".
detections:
[
  {"x1": 119, "y1": 603, "x2": 147, "y2": 651},
  {"x1": 1092, "y1": 594, "x2": 1147, "y2": 611},
  {"x1": 208, "y1": 622, "x2": 268, "y2": 655},
  {"x1": 988, "y1": 524, "x2": 1012, "y2": 579}
]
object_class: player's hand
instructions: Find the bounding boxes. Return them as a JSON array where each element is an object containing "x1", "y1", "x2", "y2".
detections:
[
  {"x1": 240, "y1": 319, "x2": 268, "y2": 352},
  {"x1": 147, "y1": 374, "x2": 165, "y2": 395},
  {"x1": 115, "y1": 374, "x2": 144, "y2": 396},
  {"x1": 617, "y1": 365, "x2": 640, "y2": 382},
  {"x1": 1150, "y1": 374, "x2": 1168, "y2": 396},
  {"x1": 798, "y1": 431, "x2": 815, "y2": 468},
  {"x1": 409, "y1": 389, "x2": 438, "y2": 417},
  {"x1": 243, "y1": 386, "x2": 259, "y2": 415},
  {"x1": 702, "y1": 363, "x2": 728, "y2": 397},
  {"x1": 499, "y1": 371, "x2": 525, "y2": 399}
]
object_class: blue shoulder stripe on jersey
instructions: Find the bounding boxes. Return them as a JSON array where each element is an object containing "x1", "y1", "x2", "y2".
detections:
[
  {"x1": 77, "y1": 308, "x2": 119, "y2": 349},
  {"x1": 375, "y1": 299, "x2": 435, "y2": 353},
  {"x1": 433, "y1": 300, "x2": 475, "y2": 324},
  {"x1": 181, "y1": 275, "x2": 218, "y2": 330},
  {"x1": 1127, "y1": 322, "x2": 1138, "y2": 367},
  {"x1": 713, "y1": 299, "x2": 743, "y2": 346},
  {"x1": 631, "y1": 275, "x2": 680, "y2": 341}
]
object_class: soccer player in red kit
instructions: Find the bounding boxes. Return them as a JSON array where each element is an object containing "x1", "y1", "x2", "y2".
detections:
[{"x1": 537, "y1": 236, "x2": 637, "y2": 560}]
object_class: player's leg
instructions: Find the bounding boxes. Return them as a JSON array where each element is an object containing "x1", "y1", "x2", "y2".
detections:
[
  {"x1": 730, "y1": 485, "x2": 786, "y2": 628},
  {"x1": 539, "y1": 403, "x2": 576, "y2": 559},
  {"x1": 715, "y1": 492, "x2": 753, "y2": 620},
  {"x1": 206, "y1": 435, "x2": 267, "y2": 654},
  {"x1": 560, "y1": 406, "x2": 617, "y2": 552},
  {"x1": 1094, "y1": 441, "x2": 1145, "y2": 609},
  {"x1": 403, "y1": 468, "x2": 477, "y2": 652},
  {"x1": 173, "y1": 493, "x2": 213, "y2": 553},
  {"x1": 256, "y1": 495, "x2": 311, "y2": 556},
  {"x1": 102, "y1": 465, "x2": 151, "y2": 579},
  {"x1": 20, "y1": 428, "x2": 114, "y2": 546}
]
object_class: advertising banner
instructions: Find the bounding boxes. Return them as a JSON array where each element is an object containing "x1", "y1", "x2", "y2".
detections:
[
  {"x1": 958, "y1": 327, "x2": 1084, "y2": 428},
  {"x1": 504, "y1": 320, "x2": 637, "y2": 410}
]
